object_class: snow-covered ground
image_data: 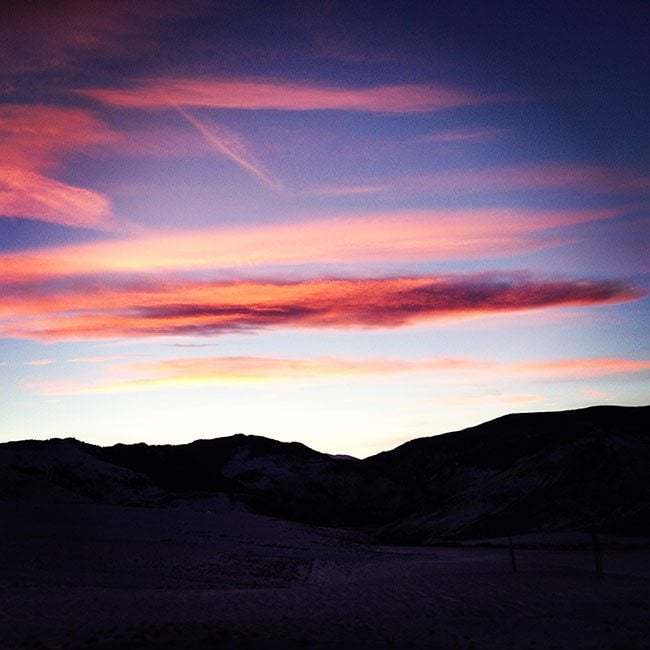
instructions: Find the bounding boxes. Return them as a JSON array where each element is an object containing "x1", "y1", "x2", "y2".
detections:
[{"x1": 3, "y1": 499, "x2": 649, "y2": 649}]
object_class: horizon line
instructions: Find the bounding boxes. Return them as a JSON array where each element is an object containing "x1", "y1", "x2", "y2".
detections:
[{"x1": 3, "y1": 402, "x2": 647, "y2": 460}]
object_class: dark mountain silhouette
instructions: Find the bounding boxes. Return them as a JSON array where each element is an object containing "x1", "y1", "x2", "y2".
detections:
[
  {"x1": 1, "y1": 405, "x2": 648, "y2": 541},
  {"x1": 367, "y1": 405, "x2": 650, "y2": 541}
]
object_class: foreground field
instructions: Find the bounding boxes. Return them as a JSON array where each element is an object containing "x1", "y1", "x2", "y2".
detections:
[{"x1": 2, "y1": 500, "x2": 650, "y2": 649}]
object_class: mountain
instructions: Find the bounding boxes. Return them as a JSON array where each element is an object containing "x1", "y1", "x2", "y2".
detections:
[
  {"x1": 366, "y1": 405, "x2": 650, "y2": 541},
  {"x1": 0, "y1": 438, "x2": 161, "y2": 504},
  {"x1": 1, "y1": 405, "x2": 648, "y2": 541}
]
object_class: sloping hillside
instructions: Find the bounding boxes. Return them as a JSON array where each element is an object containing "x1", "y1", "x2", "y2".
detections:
[
  {"x1": 366, "y1": 405, "x2": 650, "y2": 540},
  {"x1": 1, "y1": 405, "x2": 648, "y2": 541}
]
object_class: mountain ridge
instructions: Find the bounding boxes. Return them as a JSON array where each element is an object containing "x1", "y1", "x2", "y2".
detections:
[{"x1": 2, "y1": 404, "x2": 648, "y2": 542}]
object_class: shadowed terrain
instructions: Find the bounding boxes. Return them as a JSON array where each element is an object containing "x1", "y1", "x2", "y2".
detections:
[
  {"x1": 4, "y1": 405, "x2": 649, "y2": 539},
  {"x1": 2, "y1": 405, "x2": 649, "y2": 648}
]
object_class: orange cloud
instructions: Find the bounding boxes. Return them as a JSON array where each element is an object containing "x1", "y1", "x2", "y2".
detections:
[
  {"x1": 0, "y1": 274, "x2": 640, "y2": 341},
  {"x1": 0, "y1": 207, "x2": 624, "y2": 283},
  {"x1": 0, "y1": 105, "x2": 118, "y2": 228},
  {"x1": 519, "y1": 358, "x2": 650, "y2": 379},
  {"x1": 27, "y1": 355, "x2": 650, "y2": 395},
  {"x1": 81, "y1": 77, "x2": 494, "y2": 112}
]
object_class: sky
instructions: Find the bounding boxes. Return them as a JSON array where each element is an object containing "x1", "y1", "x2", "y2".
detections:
[{"x1": 0, "y1": 1, "x2": 648, "y2": 456}]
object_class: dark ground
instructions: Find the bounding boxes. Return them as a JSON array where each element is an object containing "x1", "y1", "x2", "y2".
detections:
[
  {"x1": 3, "y1": 406, "x2": 650, "y2": 648},
  {"x1": 2, "y1": 500, "x2": 650, "y2": 649}
]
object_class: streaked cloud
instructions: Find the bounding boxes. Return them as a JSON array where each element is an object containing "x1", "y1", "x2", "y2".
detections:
[
  {"x1": 304, "y1": 183, "x2": 389, "y2": 197},
  {"x1": 296, "y1": 164, "x2": 648, "y2": 200},
  {"x1": 27, "y1": 355, "x2": 650, "y2": 395},
  {"x1": 81, "y1": 77, "x2": 497, "y2": 113},
  {"x1": 417, "y1": 164, "x2": 650, "y2": 194},
  {"x1": 1, "y1": 274, "x2": 640, "y2": 341},
  {"x1": 378, "y1": 164, "x2": 650, "y2": 196},
  {"x1": 66, "y1": 355, "x2": 128, "y2": 364},
  {"x1": 0, "y1": 166, "x2": 114, "y2": 229},
  {"x1": 23, "y1": 358, "x2": 55, "y2": 367},
  {"x1": 0, "y1": 105, "x2": 118, "y2": 228},
  {"x1": 421, "y1": 127, "x2": 506, "y2": 143},
  {"x1": 0, "y1": 207, "x2": 624, "y2": 283},
  {"x1": 174, "y1": 106, "x2": 281, "y2": 190},
  {"x1": 0, "y1": 105, "x2": 116, "y2": 163}
]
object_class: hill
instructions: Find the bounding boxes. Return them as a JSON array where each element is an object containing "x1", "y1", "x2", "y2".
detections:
[{"x1": 1, "y1": 405, "x2": 648, "y2": 541}]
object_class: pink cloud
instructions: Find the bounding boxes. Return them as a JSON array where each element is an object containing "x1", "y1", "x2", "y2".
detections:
[
  {"x1": 174, "y1": 106, "x2": 281, "y2": 190},
  {"x1": 26, "y1": 354, "x2": 650, "y2": 395},
  {"x1": 23, "y1": 359, "x2": 55, "y2": 367},
  {"x1": 0, "y1": 105, "x2": 118, "y2": 228},
  {"x1": 421, "y1": 127, "x2": 506, "y2": 143},
  {"x1": 66, "y1": 355, "x2": 129, "y2": 364},
  {"x1": 0, "y1": 207, "x2": 624, "y2": 284},
  {"x1": 0, "y1": 274, "x2": 640, "y2": 341},
  {"x1": 304, "y1": 183, "x2": 389, "y2": 197},
  {"x1": 522, "y1": 358, "x2": 650, "y2": 380},
  {"x1": 0, "y1": 105, "x2": 117, "y2": 164},
  {"x1": 0, "y1": 166, "x2": 114, "y2": 229},
  {"x1": 81, "y1": 77, "x2": 497, "y2": 113}
]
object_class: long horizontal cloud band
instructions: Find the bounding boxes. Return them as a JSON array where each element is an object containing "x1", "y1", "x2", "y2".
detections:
[
  {"x1": 81, "y1": 78, "x2": 496, "y2": 112},
  {"x1": 1, "y1": 274, "x2": 640, "y2": 341},
  {"x1": 27, "y1": 355, "x2": 650, "y2": 395},
  {"x1": 0, "y1": 208, "x2": 624, "y2": 284}
]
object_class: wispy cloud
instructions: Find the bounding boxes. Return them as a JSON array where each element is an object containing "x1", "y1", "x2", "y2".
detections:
[
  {"x1": 0, "y1": 166, "x2": 115, "y2": 229},
  {"x1": 0, "y1": 105, "x2": 116, "y2": 162},
  {"x1": 0, "y1": 105, "x2": 118, "y2": 229},
  {"x1": 304, "y1": 183, "x2": 389, "y2": 197},
  {"x1": 412, "y1": 164, "x2": 650, "y2": 195},
  {"x1": 173, "y1": 105, "x2": 282, "y2": 190},
  {"x1": 421, "y1": 127, "x2": 506, "y2": 143},
  {"x1": 27, "y1": 355, "x2": 650, "y2": 395},
  {"x1": 81, "y1": 77, "x2": 501, "y2": 113},
  {"x1": 0, "y1": 207, "x2": 624, "y2": 284},
  {"x1": 1, "y1": 274, "x2": 640, "y2": 341},
  {"x1": 351, "y1": 164, "x2": 650, "y2": 196},
  {"x1": 66, "y1": 355, "x2": 128, "y2": 364}
]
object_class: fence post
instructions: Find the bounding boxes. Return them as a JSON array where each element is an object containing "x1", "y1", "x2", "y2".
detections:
[
  {"x1": 591, "y1": 531, "x2": 604, "y2": 579},
  {"x1": 508, "y1": 535, "x2": 517, "y2": 573}
]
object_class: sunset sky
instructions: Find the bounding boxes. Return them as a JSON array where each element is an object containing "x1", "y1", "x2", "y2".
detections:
[{"x1": 1, "y1": 1, "x2": 648, "y2": 456}]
